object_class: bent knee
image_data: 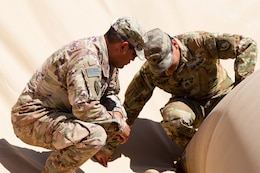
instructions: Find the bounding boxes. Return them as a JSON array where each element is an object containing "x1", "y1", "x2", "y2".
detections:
[
  {"x1": 52, "y1": 121, "x2": 107, "y2": 150},
  {"x1": 161, "y1": 120, "x2": 194, "y2": 148},
  {"x1": 161, "y1": 118, "x2": 195, "y2": 136},
  {"x1": 87, "y1": 124, "x2": 107, "y2": 147}
]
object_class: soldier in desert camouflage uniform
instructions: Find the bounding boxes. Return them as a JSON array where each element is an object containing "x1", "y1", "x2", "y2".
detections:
[
  {"x1": 123, "y1": 28, "x2": 257, "y2": 172},
  {"x1": 11, "y1": 17, "x2": 146, "y2": 173}
]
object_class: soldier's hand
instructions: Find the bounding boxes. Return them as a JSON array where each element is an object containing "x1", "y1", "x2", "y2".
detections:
[
  {"x1": 94, "y1": 150, "x2": 111, "y2": 167},
  {"x1": 113, "y1": 111, "x2": 131, "y2": 144},
  {"x1": 116, "y1": 121, "x2": 130, "y2": 144}
]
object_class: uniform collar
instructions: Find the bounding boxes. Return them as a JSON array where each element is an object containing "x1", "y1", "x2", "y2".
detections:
[
  {"x1": 94, "y1": 36, "x2": 110, "y2": 78},
  {"x1": 173, "y1": 37, "x2": 188, "y2": 72}
]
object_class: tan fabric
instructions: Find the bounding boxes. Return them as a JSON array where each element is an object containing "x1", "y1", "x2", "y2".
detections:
[
  {"x1": 185, "y1": 69, "x2": 260, "y2": 173},
  {"x1": 1, "y1": 1, "x2": 260, "y2": 173}
]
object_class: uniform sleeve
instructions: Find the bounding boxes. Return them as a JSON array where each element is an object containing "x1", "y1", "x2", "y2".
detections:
[
  {"x1": 95, "y1": 69, "x2": 128, "y2": 158},
  {"x1": 233, "y1": 36, "x2": 257, "y2": 84},
  {"x1": 124, "y1": 62, "x2": 156, "y2": 126},
  {"x1": 97, "y1": 64, "x2": 157, "y2": 157},
  {"x1": 186, "y1": 31, "x2": 257, "y2": 84},
  {"x1": 211, "y1": 33, "x2": 257, "y2": 83},
  {"x1": 100, "y1": 67, "x2": 127, "y2": 119},
  {"x1": 66, "y1": 49, "x2": 114, "y2": 123}
]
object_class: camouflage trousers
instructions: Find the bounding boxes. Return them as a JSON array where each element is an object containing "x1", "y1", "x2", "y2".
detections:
[
  {"x1": 160, "y1": 95, "x2": 226, "y2": 149},
  {"x1": 12, "y1": 111, "x2": 107, "y2": 173}
]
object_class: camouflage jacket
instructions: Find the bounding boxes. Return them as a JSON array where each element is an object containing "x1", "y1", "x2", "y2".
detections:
[
  {"x1": 124, "y1": 31, "x2": 257, "y2": 125},
  {"x1": 12, "y1": 36, "x2": 126, "y2": 129}
]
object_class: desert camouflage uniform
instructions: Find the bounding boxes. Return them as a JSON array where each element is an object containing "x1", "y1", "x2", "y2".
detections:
[
  {"x1": 124, "y1": 31, "x2": 257, "y2": 148},
  {"x1": 11, "y1": 36, "x2": 127, "y2": 172}
]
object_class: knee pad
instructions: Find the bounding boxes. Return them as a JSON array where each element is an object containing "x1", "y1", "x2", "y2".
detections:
[
  {"x1": 161, "y1": 101, "x2": 196, "y2": 127},
  {"x1": 161, "y1": 120, "x2": 193, "y2": 148},
  {"x1": 87, "y1": 124, "x2": 107, "y2": 147},
  {"x1": 160, "y1": 100, "x2": 198, "y2": 148}
]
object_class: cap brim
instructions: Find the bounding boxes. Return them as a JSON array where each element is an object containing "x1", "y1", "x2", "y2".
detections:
[
  {"x1": 135, "y1": 49, "x2": 145, "y2": 60},
  {"x1": 149, "y1": 52, "x2": 173, "y2": 74}
]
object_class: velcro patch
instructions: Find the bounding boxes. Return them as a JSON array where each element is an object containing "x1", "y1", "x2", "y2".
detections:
[{"x1": 86, "y1": 68, "x2": 100, "y2": 77}]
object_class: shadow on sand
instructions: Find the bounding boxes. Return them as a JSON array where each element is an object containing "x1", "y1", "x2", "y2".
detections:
[{"x1": 1, "y1": 118, "x2": 182, "y2": 173}]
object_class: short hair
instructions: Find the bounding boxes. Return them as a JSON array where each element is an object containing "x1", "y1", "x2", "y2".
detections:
[{"x1": 105, "y1": 26, "x2": 124, "y2": 43}]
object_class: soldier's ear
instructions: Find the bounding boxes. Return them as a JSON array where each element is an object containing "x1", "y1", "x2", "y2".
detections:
[
  {"x1": 172, "y1": 39, "x2": 179, "y2": 49},
  {"x1": 120, "y1": 42, "x2": 129, "y2": 54}
]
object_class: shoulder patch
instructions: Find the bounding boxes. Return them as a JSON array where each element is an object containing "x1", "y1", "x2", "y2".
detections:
[
  {"x1": 217, "y1": 40, "x2": 230, "y2": 51},
  {"x1": 86, "y1": 68, "x2": 100, "y2": 77}
]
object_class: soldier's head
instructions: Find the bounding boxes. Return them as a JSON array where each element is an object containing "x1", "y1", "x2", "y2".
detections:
[
  {"x1": 144, "y1": 28, "x2": 179, "y2": 74},
  {"x1": 105, "y1": 17, "x2": 147, "y2": 68}
]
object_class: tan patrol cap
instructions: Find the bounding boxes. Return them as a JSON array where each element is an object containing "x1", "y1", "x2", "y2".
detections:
[
  {"x1": 112, "y1": 17, "x2": 147, "y2": 60},
  {"x1": 144, "y1": 28, "x2": 173, "y2": 74}
]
